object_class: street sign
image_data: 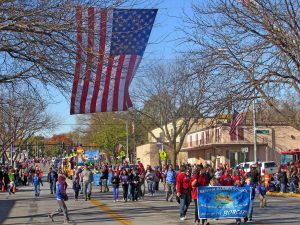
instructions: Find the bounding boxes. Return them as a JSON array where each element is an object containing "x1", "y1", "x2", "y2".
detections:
[
  {"x1": 241, "y1": 147, "x2": 248, "y2": 153},
  {"x1": 256, "y1": 129, "x2": 269, "y2": 134}
]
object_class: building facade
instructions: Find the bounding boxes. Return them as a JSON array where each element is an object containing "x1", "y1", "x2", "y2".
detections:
[{"x1": 181, "y1": 124, "x2": 300, "y2": 168}]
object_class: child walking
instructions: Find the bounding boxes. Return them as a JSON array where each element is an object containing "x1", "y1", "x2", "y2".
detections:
[
  {"x1": 48, "y1": 174, "x2": 70, "y2": 224},
  {"x1": 32, "y1": 173, "x2": 43, "y2": 197},
  {"x1": 257, "y1": 180, "x2": 267, "y2": 208},
  {"x1": 73, "y1": 171, "x2": 81, "y2": 200},
  {"x1": 112, "y1": 171, "x2": 120, "y2": 203}
]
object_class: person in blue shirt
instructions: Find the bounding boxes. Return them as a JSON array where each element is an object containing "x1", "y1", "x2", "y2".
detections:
[
  {"x1": 244, "y1": 177, "x2": 255, "y2": 222},
  {"x1": 48, "y1": 174, "x2": 70, "y2": 224},
  {"x1": 164, "y1": 164, "x2": 177, "y2": 202},
  {"x1": 32, "y1": 173, "x2": 43, "y2": 197},
  {"x1": 257, "y1": 180, "x2": 267, "y2": 208}
]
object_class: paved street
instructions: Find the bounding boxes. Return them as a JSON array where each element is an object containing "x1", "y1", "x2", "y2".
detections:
[{"x1": 1, "y1": 173, "x2": 299, "y2": 225}]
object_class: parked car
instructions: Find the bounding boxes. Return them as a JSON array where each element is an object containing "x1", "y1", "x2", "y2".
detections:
[
  {"x1": 260, "y1": 161, "x2": 278, "y2": 176},
  {"x1": 238, "y1": 161, "x2": 278, "y2": 176}
]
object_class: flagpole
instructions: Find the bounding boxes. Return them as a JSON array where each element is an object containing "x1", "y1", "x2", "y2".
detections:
[{"x1": 253, "y1": 90, "x2": 257, "y2": 162}]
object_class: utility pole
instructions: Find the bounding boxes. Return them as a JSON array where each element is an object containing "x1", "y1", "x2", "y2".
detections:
[
  {"x1": 253, "y1": 91, "x2": 257, "y2": 162},
  {"x1": 126, "y1": 121, "x2": 129, "y2": 161}
]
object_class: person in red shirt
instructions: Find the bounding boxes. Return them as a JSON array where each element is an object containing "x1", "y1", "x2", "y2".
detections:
[
  {"x1": 191, "y1": 165, "x2": 209, "y2": 225},
  {"x1": 176, "y1": 165, "x2": 191, "y2": 221},
  {"x1": 220, "y1": 170, "x2": 233, "y2": 186}
]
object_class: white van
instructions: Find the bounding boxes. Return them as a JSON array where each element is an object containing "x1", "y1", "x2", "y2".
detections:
[
  {"x1": 238, "y1": 161, "x2": 278, "y2": 175},
  {"x1": 260, "y1": 161, "x2": 278, "y2": 176}
]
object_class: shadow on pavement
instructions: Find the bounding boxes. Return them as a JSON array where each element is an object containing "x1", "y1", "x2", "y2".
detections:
[{"x1": 0, "y1": 199, "x2": 16, "y2": 225}]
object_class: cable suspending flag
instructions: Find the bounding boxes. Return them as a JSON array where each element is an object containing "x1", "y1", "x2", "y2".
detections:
[{"x1": 70, "y1": 7, "x2": 157, "y2": 114}]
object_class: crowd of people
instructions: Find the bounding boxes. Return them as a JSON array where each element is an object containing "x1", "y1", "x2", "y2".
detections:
[{"x1": 2, "y1": 158, "x2": 300, "y2": 225}]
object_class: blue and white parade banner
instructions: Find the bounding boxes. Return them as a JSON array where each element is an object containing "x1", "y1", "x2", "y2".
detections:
[{"x1": 197, "y1": 186, "x2": 251, "y2": 219}]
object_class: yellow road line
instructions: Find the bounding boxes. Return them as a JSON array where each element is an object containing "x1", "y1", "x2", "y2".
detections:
[{"x1": 90, "y1": 198, "x2": 132, "y2": 225}]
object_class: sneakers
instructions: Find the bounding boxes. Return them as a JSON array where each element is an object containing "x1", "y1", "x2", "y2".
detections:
[
  {"x1": 236, "y1": 222, "x2": 240, "y2": 225},
  {"x1": 63, "y1": 220, "x2": 70, "y2": 224},
  {"x1": 180, "y1": 217, "x2": 185, "y2": 221},
  {"x1": 48, "y1": 214, "x2": 54, "y2": 222},
  {"x1": 244, "y1": 217, "x2": 248, "y2": 223}
]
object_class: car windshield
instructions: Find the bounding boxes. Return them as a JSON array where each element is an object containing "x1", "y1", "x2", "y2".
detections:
[
  {"x1": 265, "y1": 162, "x2": 277, "y2": 167},
  {"x1": 244, "y1": 163, "x2": 249, "y2": 169},
  {"x1": 281, "y1": 154, "x2": 293, "y2": 165}
]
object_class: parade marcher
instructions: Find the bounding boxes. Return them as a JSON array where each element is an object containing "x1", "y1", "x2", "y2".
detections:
[
  {"x1": 72, "y1": 171, "x2": 81, "y2": 200},
  {"x1": 32, "y1": 172, "x2": 43, "y2": 197},
  {"x1": 81, "y1": 164, "x2": 94, "y2": 201},
  {"x1": 48, "y1": 174, "x2": 70, "y2": 224},
  {"x1": 138, "y1": 169, "x2": 146, "y2": 200},
  {"x1": 244, "y1": 177, "x2": 255, "y2": 222},
  {"x1": 220, "y1": 170, "x2": 233, "y2": 186},
  {"x1": 112, "y1": 171, "x2": 120, "y2": 203},
  {"x1": 164, "y1": 164, "x2": 176, "y2": 202},
  {"x1": 289, "y1": 171, "x2": 299, "y2": 193},
  {"x1": 176, "y1": 165, "x2": 191, "y2": 221},
  {"x1": 120, "y1": 170, "x2": 129, "y2": 202},
  {"x1": 100, "y1": 164, "x2": 109, "y2": 192},
  {"x1": 234, "y1": 179, "x2": 244, "y2": 225},
  {"x1": 8, "y1": 168, "x2": 16, "y2": 195},
  {"x1": 0, "y1": 168, "x2": 3, "y2": 191},
  {"x1": 257, "y1": 180, "x2": 267, "y2": 208},
  {"x1": 131, "y1": 168, "x2": 140, "y2": 201},
  {"x1": 191, "y1": 165, "x2": 209, "y2": 225},
  {"x1": 145, "y1": 168, "x2": 156, "y2": 196},
  {"x1": 47, "y1": 168, "x2": 58, "y2": 194},
  {"x1": 154, "y1": 168, "x2": 161, "y2": 191}
]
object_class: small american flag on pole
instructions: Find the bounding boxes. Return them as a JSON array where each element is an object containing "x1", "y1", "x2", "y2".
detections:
[
  {"x1": 229, "y1": 110, "x2": 245, "y2": 135},
  {"x1": 70, "y1": 7, "x2": 157, "y2": 114}
]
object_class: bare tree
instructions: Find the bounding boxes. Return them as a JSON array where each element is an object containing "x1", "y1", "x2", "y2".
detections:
[
  {"x1": 184, "y1": 0, "x2": 300, "y2": 124},
  {"x1": 132, "y1": 58, "x2": 222, "y2": 165},
  {"x1": 0, "y1": 0, "x2": 143, "y2": 97},
  {"x1": 0, "y1": 90, "x2": 56, "y2": 162}
]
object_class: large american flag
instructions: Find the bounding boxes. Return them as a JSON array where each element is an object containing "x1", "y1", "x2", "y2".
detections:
[
  {"x1": 229, "y1": 110, "x2": 244, "y2": 135},
  {"x1": 70, "y1": 7, "x2": 157, "y2": 114}
]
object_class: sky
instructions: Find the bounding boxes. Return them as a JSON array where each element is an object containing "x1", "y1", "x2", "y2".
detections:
[{"x1": 47, "y1": 0, "x2": 196, "y2": 136}]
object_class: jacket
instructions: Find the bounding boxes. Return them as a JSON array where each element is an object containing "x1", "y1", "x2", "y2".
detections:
[
  {"x1": 191, "y1": 173, "x2": 207, "y2": 200},
  {"x1": 176, "y1": 172, "x2": 191, "y2": 195},
  {"x1": 165, "y1": 170, "x2": 176, "y2": 184}
]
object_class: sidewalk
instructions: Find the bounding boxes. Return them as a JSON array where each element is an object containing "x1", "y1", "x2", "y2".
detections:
[{"x1": 267, "y1": 191, "x2": 300, "y2": 198}]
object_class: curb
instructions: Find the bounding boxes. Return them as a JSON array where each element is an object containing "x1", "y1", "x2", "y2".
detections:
[{"x1": 267, "y1": 191, "x2": 300, "y2": 198}]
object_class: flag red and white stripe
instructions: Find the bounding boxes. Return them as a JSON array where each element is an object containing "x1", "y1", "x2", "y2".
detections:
[
  {"x1": 70, "y1": 7, "x2": 156, "y2": 114},
  {"x1": 229, "y1": 110, "x2": 245, "y2": 135}
]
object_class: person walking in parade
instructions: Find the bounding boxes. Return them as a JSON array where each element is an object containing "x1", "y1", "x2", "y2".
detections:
[
  {"x1": 72, "y1": 171, "x2": 81, "y2": 200},
  {"x1": 100, "y1": 163, "x2": 109, "y2": 193},
  {"x1": 81, "y1": 164, "x2": 94, "y2": 201},
  {"x1": 176, "y1": 165, "x2": 191, "y2": 221},
  {"x1": 244, "y1": 177, "x2": 255, "y2": 222},
  {"x1": 120, "y1": 169, "x2": 129, "y2": 202},
  {"x1": 8, "y1": 168, "x2": 16, "y2": 195},
  {"x1": 145, "y1": 168, "x2": 156, "y2": 196},
  {"x1": 191, "y1": 165, "x2": 209, "y2": 225},
  {"x1": 112, "y1": 171, "x2": 120, "y2": 203},
  {"x1": 47, "y1": 167, "x2": 58, "y2": 194},
  {"x1": 48, "y1": 174, "x2": 70, "y2": 224},
  {"x1": 32, "y1": 172, "x2": 43, "y2": 197},
  {"x1": 164, "y1": 164, "x2": 176, "y2": 202},
  {"x1": 257, "y1": 180, "x2": 267, "y2": 208}
]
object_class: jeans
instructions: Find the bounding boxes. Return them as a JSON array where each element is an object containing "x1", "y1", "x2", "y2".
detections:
[
  {"x1": 147, "y1": 181, "x2": 155, "y2": 195},
  {"x1": 128, "y1": 184, "x2": 132, "y2": 200},
  {"x1": 290, "y1": 182, "x2": 296, "y2": 193},
  {"x1": 280, "y1": 183, "x2": 286, "y2": 193},
  {"x1": 248, "y1": 199, "x2": 254, "y2": 219},
  {"x1": 83, "y1": 181, "x2": 92, "y2": 199},
  {"x1": 259, "y1": 195, "x2": 267, "y2": 208},
  {"x1": 179, "y1": 193, "x2": 190, "y2": 218},
  {"x1": 51, "y1": 200, "x2": 69, "y2": 221},
  {"x1": 139, "y1": 182, "x2": 145, "y2": 199},
  {"x1": 113, "y1": 187, "x2": 119, "y2": 200},
  {"x1": 50, "y1": 180, "x2": 56, "y2": 193},
  {"x1": 102, "y1": 179, "x2": 109, "y2": 192},
  {"x1": 34, "y1": 184, "x2": 40, "y2": 196},
  {"x1": 166, "y1": 183, "x2": 176, "y2": 201},
  {"x1": 122, "y1": 184, "x2": 128, "y2": 200}
]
